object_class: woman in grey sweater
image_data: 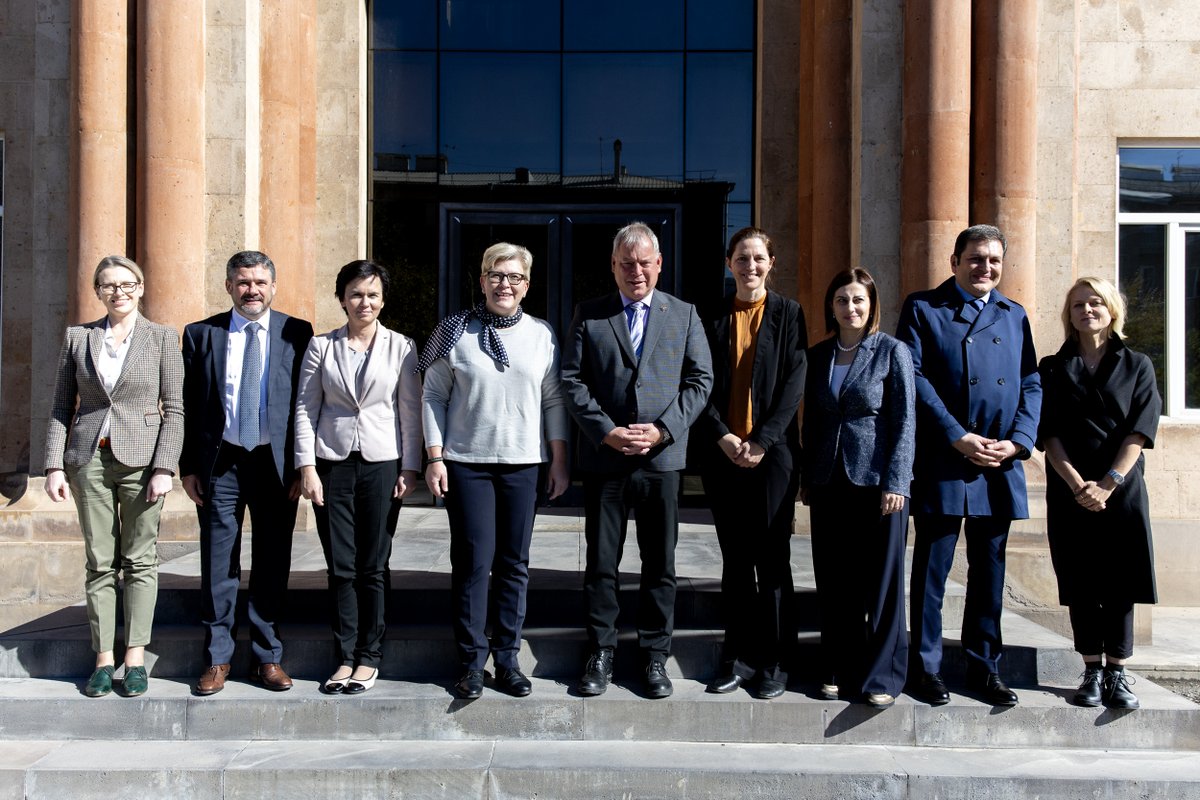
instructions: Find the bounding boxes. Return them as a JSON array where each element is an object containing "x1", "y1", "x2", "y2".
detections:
[{"x1": 419, "y1": 242, "x2": 570, "y2": 699}]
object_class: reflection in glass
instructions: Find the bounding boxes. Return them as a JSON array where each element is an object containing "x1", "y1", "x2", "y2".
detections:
[
  {"x1": 440, "y1": 0, "x2": 560, "y2": 51},
  {"x1": 372, "y1": 0, "x2": 435, "y2": 51},
  {"x1": 374, "y1": 52, "x2": 436, "y2": 167},
  {"x1": 455, "y1": 223, "x2": 551, "y2": 321},
  {"x1": 687, "y1": 0, "x2": 754, "y2": 50},
  {"x1": 564, "y1": 54, "x2": 683, "y2": 179},
  {"x1": 1186, "y1": 232, "x2": 1200, "y2": 408},
  {"x1": 1118, "y1": 224, "x2": 1166, "y2": 404},
  {"x1": 564, "y1": 0, "x2": 683, "y2": 51},
  {"x1": 687, "y1": 53, "x2": 752, "y2": 200},
  {"x1": 1119, "y1": 147, "x2": 1200, "y2": 213},
  {"x1": 440, "y1": 53, "x2": 561, "y2": 173}
]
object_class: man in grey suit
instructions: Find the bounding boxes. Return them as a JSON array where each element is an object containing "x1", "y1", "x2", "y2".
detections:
[{"x1": 562, "y1": 222, "x2": 713, "y2": 699}]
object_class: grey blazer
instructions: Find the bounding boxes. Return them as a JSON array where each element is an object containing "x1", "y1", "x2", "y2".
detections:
[
  {"x1": 293, "y1": 323, "x2": 423, "y2": 470},
  {"x1": 44, "y1": 316, "x2": 185, "y2": 473},
  {"x1": 562, "y1": 290, "x2": 713, "y2": 473},
  {"x1": 801, "y1": 332, "x2": 915, "y2": 496}
]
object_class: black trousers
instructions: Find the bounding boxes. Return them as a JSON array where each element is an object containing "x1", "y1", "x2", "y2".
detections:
[
  {"x1": 702, "y1": 455, "x2": 796, "y2": 681},
  {"x1": 1069, "y1": 601, "x2": 1135, "y2": 660},
  {"x1": 809, "y1": 473, "x2": 909, "y2": 697},
  {"x1": 583, "y1": 468, "x2": 680, "y2": 658},
  {"x1": 312, "y1": 453, "x2": 400, "y2": 668},
  {"x1": 444, "y1": 461, "x2": 540, "y2": 671}
]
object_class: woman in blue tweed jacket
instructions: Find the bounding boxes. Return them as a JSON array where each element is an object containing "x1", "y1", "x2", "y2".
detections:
[
  {"x1": 43, "y1": 255, "x2": 184, "y2": 699},
  {"x1": 802, "y1": 267, "x2": 915, "y2": 708}
]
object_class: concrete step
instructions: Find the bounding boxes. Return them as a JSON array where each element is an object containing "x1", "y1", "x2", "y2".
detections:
[
  {"x1": 0, "y1": 675, "x2": 1195, "y2": 752},
  {"x1": 0, "y1": 613, "x2": 1079, "y2": 684},
  {"x1": 2, "y1": 737, "x2": 1198, "y2": 800}
]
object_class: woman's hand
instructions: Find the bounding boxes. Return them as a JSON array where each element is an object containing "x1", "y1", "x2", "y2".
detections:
[
  {"x1": 145, "y1": 469, "x2": 174, "y2": 503},
  {"x1": 1074, "y1": 480, "x2": 1110, "y2": 512},
  {"x1": 300, "y1": 465, "x2": 324, "y2": 506},
  {"x1": 546, "y1": 459, "x2": 570, "y2": 500},
  {"x1": 425, "y1": 461, "x2": 449, "y2": 498},
  {"x1": 44, "y1": 470, "x2": 70, "y2": 503},
  {"x1": 394, "y1": 469, "x2": 420, "y2": 499},
  {"x1": 880, "y1": 491, "x2": 905, "y2": 516}
]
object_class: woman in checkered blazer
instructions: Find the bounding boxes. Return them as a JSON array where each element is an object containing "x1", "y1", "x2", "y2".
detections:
[{"x1": 43, "y1": 255, "x2": 185, "y2": 699}]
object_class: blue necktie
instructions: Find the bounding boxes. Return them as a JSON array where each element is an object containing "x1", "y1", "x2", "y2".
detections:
[
  {"x1": 239, "y1": 322, "x2": 262, "y2": 449},
  {"x1": 626, "y1": 302, "x2": 644, "y2": 359}
]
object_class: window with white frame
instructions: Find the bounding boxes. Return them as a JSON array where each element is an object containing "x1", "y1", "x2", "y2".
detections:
[{"x1": 1117, "y1": 146, "x2": 1200, "y2": 416}]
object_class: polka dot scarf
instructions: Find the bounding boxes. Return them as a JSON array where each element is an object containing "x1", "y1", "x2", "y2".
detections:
[{"x1": 415, "y1": 301, "x2": 524, "y2": 372}]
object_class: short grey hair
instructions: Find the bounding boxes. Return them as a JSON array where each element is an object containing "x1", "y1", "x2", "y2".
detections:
[
  {"x1": 480, "y1": 242, "x2": 533, "y2": 277},
  {"x1": 612, "y1": 221, "x2": 660, "y2": 257},
  {"x1": 226, "y1": 250, "x2": 276, "y2": 281}
]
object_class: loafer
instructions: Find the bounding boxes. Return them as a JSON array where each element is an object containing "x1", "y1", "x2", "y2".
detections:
[
  {"x1": 917, "y1": 672, "x2": 950, "y2": 706},
  {"x1": 706, "y1": 673, "x2": 744, "y2": 694},
  {"x1": 253, "y1": 663, "x2": 294, "y2": 692},
  {"x1": 344, "y1": 667, "x2": 378, "y2": 695},
  {"x1": 578, "y1": 648, "x2": 614, "y2": 697},
  {"x1": 195, "y1": 664, "x2": 231, "y2": 696},
  {"x1": 454, "y1": 669, "x2": 485, "y2": 699},
  {"x1": 494, "y1": 666, "x2": 532, "y2": 697},
  {"x1": 1102, "y1": 668, "x2": 1139, "y2": 710},
  {"x1": 85, "y1": 665, "x2": 115, "y2": 698},
  {"x1": 644, "y1": 660, "x2": 673, "y2": 699},
  {"x1": 121, "y1": 665, "x2": 149, "y2": 697},
  {"x1": 1072, "y1": 667, "x2": 1103, "y2": 707},
  {"x1": 756, "y1": 676, "x2": 786, "y2": 700},
  {"x1": 969, "y1": 672, "x2": 1018, "y2": 706},
  {"x1": 866, "y1": 692, "x2": 895, "y2": 709}
]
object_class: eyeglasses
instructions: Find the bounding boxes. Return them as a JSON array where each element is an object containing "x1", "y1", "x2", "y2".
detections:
[
  {"x1": 485, "y1": 272, "x2": 527, "y2": 286},
  {"x1": 96, "y1": 282, "x2": 141, "y2": 295}
]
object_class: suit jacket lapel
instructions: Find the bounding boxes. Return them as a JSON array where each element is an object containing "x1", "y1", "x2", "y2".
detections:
[
  {"x1": 638, "y1": 295, "x2": 670, "y2": 363},
  {"x1": 112, "y1": 320, "x2": 152, "y2": 393},
  {"x1": 607, "y1": 295, "x2": 638, "y2": 364},
  {"x1": 358, "y1": 325, "x2": 388, "y2": 403},
  {"x1": 840, "y1": 333, "x2": 876, "y2": 398},
  {"x1": 330, "y1": 326, "x2": 359, "y2": 403},
  {"x1": 86, "y1": 325, "x2": 107, "y2": 392}
]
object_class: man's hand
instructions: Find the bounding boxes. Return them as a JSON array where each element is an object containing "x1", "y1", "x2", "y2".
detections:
[
  {"x1": 954, "y1": 433, "x2": 1002, "y2": 467},
  {"x1": 181, "y1": 474, "x2": 205, "y2": 507},
  {"x1": 145, "y1": 469, "x2": 174, "y2": 503},
  {"x1": 603, "y1": 425, "x2": 657, "y2": 456},
  {"x1": 300, "y1": 465, "x2": 324, "y2": 506}
]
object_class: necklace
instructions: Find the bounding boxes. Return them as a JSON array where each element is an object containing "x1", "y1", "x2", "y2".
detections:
[{"x1": 835, "y1": 337, "x2": 862, "y2": 353}]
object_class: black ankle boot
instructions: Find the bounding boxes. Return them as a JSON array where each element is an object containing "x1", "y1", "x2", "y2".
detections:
[
  {"x1": 1102, "y1": 666, "x2": 1139, "y2": 710},
  {"x1": 1073, "y1": 666, "x2": 1103, "y2": 707}
]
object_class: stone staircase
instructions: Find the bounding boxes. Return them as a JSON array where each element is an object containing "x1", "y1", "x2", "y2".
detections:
[{"x1": 0, "y1": 506, "x2": 1198, "y2": 798}]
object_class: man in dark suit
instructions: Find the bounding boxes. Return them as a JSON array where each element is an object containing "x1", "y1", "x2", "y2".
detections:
[
  {"x1": 896, "y1": 224, "x2": 1042, "y2": 707},
  {"x1": 181, "y1": 251, "x2": 314, "y2": 695},
  {"x1": 561, "y1": 222, "x2": 713, "y2": 699}
]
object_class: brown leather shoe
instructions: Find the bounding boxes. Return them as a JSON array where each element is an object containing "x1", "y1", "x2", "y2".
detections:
[
  {"x1": 196, "y1": 664, "x2": 231, "y2": 696},
  {"x1": 254, "y1": 662, "x2": 293, "y2": 691}
]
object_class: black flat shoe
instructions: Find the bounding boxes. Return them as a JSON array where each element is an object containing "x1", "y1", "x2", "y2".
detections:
[
  {"x1": 320, "y1": 669, "x2": 353, "y2": 695},
  {"x1": 494, "y1": 666, "x2": 532, "y2": 697},
  {"x1": 968, "y1": 672, "x2": 1018, "y2": 706},
  {"x1": 917, "y1": 672, "x2": 950, "y2": 706},
  {"x1": 344, "y1": 667, "x2": 378, "y2": 695},
  {"x1": 454, "y1": 669, "x2": 485, "y2": 699},
  {"x1": 84, "y1": 665, "x2": 115, "y2": 698},
  {"x1": 706, "y1": 673, "x2": 744, "y2": 694}
]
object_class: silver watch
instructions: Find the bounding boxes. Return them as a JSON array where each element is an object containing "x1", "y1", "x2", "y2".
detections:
[{"x1": 1106, "y1": 469, "x2": 1125, "y2": 486}]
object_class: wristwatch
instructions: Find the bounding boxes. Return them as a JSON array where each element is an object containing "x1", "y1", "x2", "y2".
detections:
[
  {"x1": 1106, "y1": 469, "x2": 1125, "y2": 486},
  {"x1": 655, "y1": 423, "x2": 672, "y2": 444}
]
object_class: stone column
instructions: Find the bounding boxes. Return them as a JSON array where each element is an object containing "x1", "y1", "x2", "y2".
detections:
[
  {"x1": 69, "y1": 0, "x2": 128, "y2": 324},
  {"x1": 259, "y1": 0, "x2": 316, "y2": 322},
  {"x1": 900, "y1": 0, "x2": 971, "y2": 297},
  {"x1": 972, "y1": 0, "x2": 1038, "y2": 315},
  {"x1": 136, "y1": 0, "x2": 206, "y2": 330},
  {"x1": 809, "y1": 0, "x2": 853, "y2": 328},
  {"x1": 796, "y1": 0, "x2": 815, "y2": 332}
]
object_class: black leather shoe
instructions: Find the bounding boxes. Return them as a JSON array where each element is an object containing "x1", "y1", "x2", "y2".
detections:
[
  {"x1": 644, "y1": 660, "x2": 673, "y2": 699},
  {"x1": 454, "y1": 669, "x2": 485, "y2": 699},
  {"x1": 578, "y1": 648, "x2": 614, "y2": 696},
  {"x1": 969, "y1": 672, "x2": 1018, "y2": 706},
  {"x1": 494, "y1": 666, "x2": 532, "y2": 697},
  {"x1": 1072, "y1": 667, "x2": 1103, "y2": 707},
  {"x1": 706, "y1": 673, "x2": 744, "y2": 694},
  {"x1": 917, "y1": 672, "x2": 950, "y2": 706},
  {"x1": 756, "y1": 676, "x2": 786, "y2": 700},
  {"x1": 1102, "y1": 668, "x2": 1139, "y2": 710}
]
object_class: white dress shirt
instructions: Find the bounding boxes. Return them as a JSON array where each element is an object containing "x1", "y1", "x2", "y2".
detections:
[
  {"x1": 97, "y1": 315, "x2": 136, "y2": 440},
  {"x1": 222, "y1": 309, "x2": 271, "y2": 447}
]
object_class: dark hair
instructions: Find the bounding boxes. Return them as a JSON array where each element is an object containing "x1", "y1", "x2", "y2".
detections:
[
  {"x1": 725, "y1": 226, "x2": 773, "y2": 260},
  {"x1": 952, "y1": 224, "x2": 1007, "y2": 260},
  {"x1": 335, "y1": 259, "x2": 390, "y2": 305},
  {"x1": 824, "y1": 267, "x2": 881, "y2": 335},
  {"x1": 226, "y1": 250, "x2": 276, "y2": 280}
]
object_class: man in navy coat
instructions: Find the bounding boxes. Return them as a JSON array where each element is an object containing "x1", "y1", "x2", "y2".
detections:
[{"x1": 896, "y1": 225, "x2": 1042, "y2": 707}]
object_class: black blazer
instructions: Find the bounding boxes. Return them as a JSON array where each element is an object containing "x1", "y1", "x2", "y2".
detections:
[
  {"x1": 180, "y1": 309, "x2": 314, "y2": 485},
  {"x1": 695, "y1": 290, "x2": 808, "y2": 467}
]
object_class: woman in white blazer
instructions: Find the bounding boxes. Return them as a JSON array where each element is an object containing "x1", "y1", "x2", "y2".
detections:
[{"x1": 294, "y1": 259, "x2": 423, "y2": 694}]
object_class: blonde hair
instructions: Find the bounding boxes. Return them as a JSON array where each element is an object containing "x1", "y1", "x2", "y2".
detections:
[
  {"x1": 1062, "y1": 276, "x2": 1126, "y2": 340},
  {"x1": 92, "y1": 255, "x2": 144, "y2": 287},
  {"x1": 480, "y1": 242, "x2": 533, "y2": 277}
]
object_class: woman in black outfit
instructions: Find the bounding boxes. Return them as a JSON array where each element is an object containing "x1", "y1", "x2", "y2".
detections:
[
  {"x1": 698, "y1": 226, "x2": 807, "y2": 700},
  {"x1": 1038, "y1": 276, "x2": 1160, "y2": 710}
]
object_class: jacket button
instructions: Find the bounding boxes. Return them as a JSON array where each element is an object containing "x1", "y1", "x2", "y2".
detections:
[
  {"x1": 994, "y1": 336, "x2": 1002, "y2": 344},
  {"x1": 966, "y1": 337, "x2": 974, "y2": 344},
  {"x1": 997, "y1": 377, "x2": 1006, "y2": 385},
  {"x1": 969, "y1": 377, "x2": 979, "y2": 385},
  {"x1": 968, "y1": 421, "x2": 978, "y2": 430}
]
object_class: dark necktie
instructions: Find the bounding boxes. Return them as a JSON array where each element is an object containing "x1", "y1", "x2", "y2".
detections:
[{"x1": 239, "y1": 322, "x2": 262, "y2": 449}]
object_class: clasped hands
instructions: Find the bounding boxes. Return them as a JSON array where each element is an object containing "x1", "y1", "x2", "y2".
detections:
[
  {"x1": 1072, "y1": 480, "x2": 1111, "y2": 512},
  {"x1": 953, "y1": 433, "x2": 1018, "y2": 468},
  {"x1": 603, "y1": 423, "x2": 664, "y2": 456},
  {"x1": 717, "y1": 433, "x2": 764, "y2": 468}
]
